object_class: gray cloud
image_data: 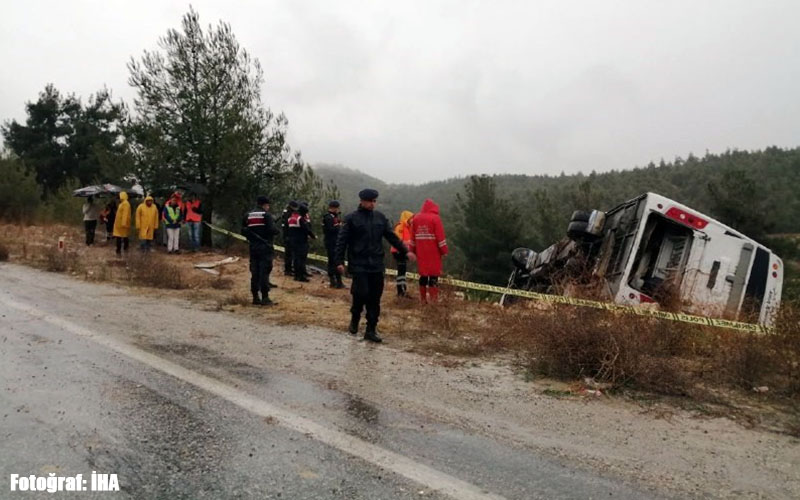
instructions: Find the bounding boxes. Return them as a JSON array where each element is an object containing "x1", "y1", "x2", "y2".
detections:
[{"x1": 2, "y1": 0, "x2": 799, "y2": 183}]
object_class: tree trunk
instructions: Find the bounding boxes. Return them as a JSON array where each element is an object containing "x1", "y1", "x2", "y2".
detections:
[{"x1": 201, "y1": 197, "x2": 214, "y2": 247}]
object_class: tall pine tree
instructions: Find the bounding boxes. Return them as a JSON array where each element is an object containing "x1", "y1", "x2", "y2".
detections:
[
  {"x1": 127, "y1": 8, "x2": 304, "y2": 243},
  {"x1": 452, "y1": 175, "x2": 523, "y2": 285}
]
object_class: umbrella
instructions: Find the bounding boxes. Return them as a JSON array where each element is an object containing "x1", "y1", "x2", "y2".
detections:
[
  {"x1": 72, "y1": 184, "x2": 144, "y2": 198},
  {"x1": 102, "y1": 184, "x2": 144, "y2": 197},
  {"x1": 72, "y1": 185, "x2": 106, "y2": 197},
  {"x1": 152, "y1": 183, "x2": 208, "y2": 197}
]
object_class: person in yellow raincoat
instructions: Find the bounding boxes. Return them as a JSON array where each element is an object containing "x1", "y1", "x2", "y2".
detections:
[
  {"x1": 135, "y1": 195, "x2": 160, "y2": 252},
  {"x1": 112, "y1": 191, "x2": 131, "y2": 255},
  {"x1": 391, "y1": 210, "x2": 414, "y2": 297}
]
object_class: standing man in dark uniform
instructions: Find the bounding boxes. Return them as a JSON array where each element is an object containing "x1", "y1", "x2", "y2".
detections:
[
  {"x1": 281, "y1": 200, "x2": 299, "y2": 276},
  {"x1": 322, "y1": 200, "x2": 345, "y2": 289},
  {"x1": 335, "y1": 189, "x2": 416, "y2": 342},
  {"x1": 288, "y1": 202, "x2": 315, "y2": 282},
  {"x1": 242, "y1": 195, "x2": 280, "y2": 306}
]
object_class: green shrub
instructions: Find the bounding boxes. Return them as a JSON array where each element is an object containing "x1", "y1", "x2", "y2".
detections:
[
  {"x1": 0, "y1": 157, "x2": 40, "y2": 222},
  {"x1": 37, "y1": 179, "x2": 85, "y2": 224}
]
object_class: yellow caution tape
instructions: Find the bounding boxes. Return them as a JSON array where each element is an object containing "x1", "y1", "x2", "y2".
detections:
[{"x1": 206, "y1": 222, "x2": 771, "y2": 334}]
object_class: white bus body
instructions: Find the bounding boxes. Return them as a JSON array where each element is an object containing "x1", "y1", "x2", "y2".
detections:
[{"x1": 599, "y1": 193, "x2": 783, "y2": 325}]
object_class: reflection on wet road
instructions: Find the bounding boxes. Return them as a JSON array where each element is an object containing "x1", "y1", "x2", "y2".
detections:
[{"x1": 1, "y1": 264, "x2": 657, "y2": 499}]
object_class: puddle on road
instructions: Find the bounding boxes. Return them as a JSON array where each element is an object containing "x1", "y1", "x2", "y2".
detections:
[
  {"x1": 133, "y1": 338, "x2": 423, "y2": 449},
  {"x1": 345, "y1": 394, "x2": 380, "y2": 424},
  {"x1": 133, "y1": 339, "x2": 270, "y2": 384}
]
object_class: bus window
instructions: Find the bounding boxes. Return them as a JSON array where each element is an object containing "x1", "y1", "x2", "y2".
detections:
[{"x1": 627, "y1": 213, "x2": 693, "y2": 299}]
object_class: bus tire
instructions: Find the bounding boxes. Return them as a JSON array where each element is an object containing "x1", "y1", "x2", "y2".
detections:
[
  {"x1": 570, "y1": 210, "x2": 592, "y2": 223},
  {"x1": 567, "y1": 221, "x2": 599, "y2": 241}
]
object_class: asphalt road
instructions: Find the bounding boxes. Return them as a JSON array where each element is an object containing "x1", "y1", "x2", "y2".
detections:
[{"x1": 0, "y1": 263, "x2": 657, "y2": 499}]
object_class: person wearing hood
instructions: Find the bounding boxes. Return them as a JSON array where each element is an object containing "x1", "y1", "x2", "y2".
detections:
[
  {"x1": 287, "y1": 202, "x2": 315, "y2": 282},
  {"x1": 112, "y1": 192, "x2": 131, "y2": 255},
  {"x1": 410, "y1": 198, "x2": 448, "y2": 304},
  {"x1": 163, "y1": 193, "x2": 184, "y2": 254},
  {"x1": 334, "y1": 188, "x2": 416, "y2": 343},
  {"x1": 391, "y1": 210, "x2": 414, "y2": 297},
  {"x1": 322, "y1": 200, "x2": 345, "y2": 289},
  {"x1": 135, "y1": 195, "x2": 160, "y2": 251}
]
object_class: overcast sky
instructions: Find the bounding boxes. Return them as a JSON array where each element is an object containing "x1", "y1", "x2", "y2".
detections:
[{"x1": 2, "y1": 1, "x2": 799, "y2": 183}]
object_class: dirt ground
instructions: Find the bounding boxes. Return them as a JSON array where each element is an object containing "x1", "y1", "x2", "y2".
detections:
[{"x1": 2, "y1": 223, "x2": 800, "y2": 498}]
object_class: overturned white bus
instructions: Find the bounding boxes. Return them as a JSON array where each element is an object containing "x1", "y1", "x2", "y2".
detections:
[{"x1": 503, "y1": 193, "x2": 783, "y2": 326}]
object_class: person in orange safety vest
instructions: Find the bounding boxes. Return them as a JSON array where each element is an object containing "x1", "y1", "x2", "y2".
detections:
[{"x1": 184, "y1": 192, "x2": 203, "y2": 251}]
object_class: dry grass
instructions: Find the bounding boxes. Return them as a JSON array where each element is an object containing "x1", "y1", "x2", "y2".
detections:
[
  {"x1": 210, "y1": 276, "x2": 234, "y2": 290},
  {"x1": 123, "y1": 252, "x2": 186, "y2": 289},
  {"x1": 219, "y1": 292, "x2": 252, "y2": 307},
  {"x1": 409, "y1": 294, "x2": 800, "y2": 400},
  {"x1": 2, "y1": 221, "x2": 798, "y2": 431},
  {"x1": 43, "y1": 247, "x2": 84, "y2": 273}
]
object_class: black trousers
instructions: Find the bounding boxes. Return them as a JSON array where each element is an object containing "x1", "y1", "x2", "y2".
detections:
[
  {"x1": 84, "y1": 220, "x2": 97, "y2": 245},
  {"x1": 292, "y1": 241, "x2": 308, "y2": 279},
  {"x1": 326, "y1": 243, "x2": 337, "y2": 277},
  {"x1": 350, "y1": 272, "x2": 385, "y2": 326},
  {"x1": 115, "y1": 236, "x2": 129, "y2": 254},
  {"x1": 419, "y1": 276, "x2": 439, "y2": 287},
  {"x1": 283, "y1": 236, "x2": 294, "y2": 273},
  {"x1": 250, "y1": 253, "x2": 273, "y2": 296},
  {"x1": 392, "y1": 253, "x2": 407, "y2": 293}
]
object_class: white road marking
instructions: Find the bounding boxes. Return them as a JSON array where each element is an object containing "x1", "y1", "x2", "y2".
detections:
[{"x1": 0, "y1": 296, "x2": 505, "y2": 500}]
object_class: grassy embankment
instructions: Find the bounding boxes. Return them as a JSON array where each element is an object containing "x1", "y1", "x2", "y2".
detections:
[{"x1": 1, "y1": 222, "x2": 798, "y2": 435}]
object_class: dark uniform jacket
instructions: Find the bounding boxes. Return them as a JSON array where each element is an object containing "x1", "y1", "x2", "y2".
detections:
[
  {"x1": 322, "y1": 211, "x2": 342, "y2": 249},
  {"x1": 335, "y1": 206, "x2": 407, "y2": 273},
  {"x1": 287, "y1": 212, "x2": 314, "y2": 244},
  {"x1": 280, "y1": 209, "x2": 292, "y2": 243},
  {"x1": 242, "y1": 207, "x2": 280, "y2": 255}
]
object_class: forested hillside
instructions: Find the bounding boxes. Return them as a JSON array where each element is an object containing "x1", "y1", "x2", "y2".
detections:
[
  {"x1": 318, "y1": 147, "x2": 800, "y2": 239},
  {"x1": 317, "y1": 147, "x2": 800, "y2": 286}
]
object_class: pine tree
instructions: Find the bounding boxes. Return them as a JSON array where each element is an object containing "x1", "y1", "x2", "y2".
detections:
[
  {"x1": 127, "y1": 8, "x2": 303, "y2": 244},
  {"x1": 2, "y1": 85, "x2": 129, "y2": 196},
  {"x1": 452, "y1": 175, "x2": 523, "y2": 285}
]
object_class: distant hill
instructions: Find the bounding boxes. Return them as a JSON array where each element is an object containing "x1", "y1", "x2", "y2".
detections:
[
  {"x1": 313, "y1": 163, "x2": 463, "y2": 217},
  {"x1": 315, "y1": 147, "x2": 800, "y2": 239},
  {"x1": 312, "y1": 164, "x2": 388, "y2": 198}
]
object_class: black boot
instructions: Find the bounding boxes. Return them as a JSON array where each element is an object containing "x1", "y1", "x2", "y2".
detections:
[
  {"x1": 335, "y1": 274, "x2": 346, "y2": 289},
  {"x1": 348, "y1": 315, "x2": 360, "y2": 335},
  {"x1": 396, "y1": 284, "x2": 405, "y2": 297},
  {"x1": 252, "y1": 293, "x2": 262, "y2": 306},
  {"x1": 364, "y1": 323, "x2": 382, "y2": 343},
  {"x1": 261, "y1": 295, "x2": 277, "y2": 306},
  {"x1": 329, "y1": 275, "x2": 337, "y2": 288}
]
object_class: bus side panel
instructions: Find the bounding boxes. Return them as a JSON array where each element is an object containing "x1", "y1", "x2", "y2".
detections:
[{"x1": 680, "y1": 229, "x2": 752, "y2": 319}]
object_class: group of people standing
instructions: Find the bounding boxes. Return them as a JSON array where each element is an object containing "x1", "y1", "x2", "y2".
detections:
[
  {"x1": 83, "y1": 187, "x2": 448, "y2": 344},
  {"x1": 80, "y1": 191, "x2": 204, "y2": 255},
  {"x1": 242, "y1": 188, "x2": 448, "y2": 343}
]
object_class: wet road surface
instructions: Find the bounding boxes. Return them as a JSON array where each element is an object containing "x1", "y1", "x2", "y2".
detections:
[{"x1": 1, "y1": 263, "x2": 658, "y2": 499}]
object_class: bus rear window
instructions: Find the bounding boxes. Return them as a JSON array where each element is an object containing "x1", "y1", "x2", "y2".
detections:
[{"x1": 744, "y1": 247, "x2": 769, "y2": 313}]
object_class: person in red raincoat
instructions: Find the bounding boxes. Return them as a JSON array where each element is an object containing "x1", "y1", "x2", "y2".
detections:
[{"x1": 409, "y1": 198, "x2": 448, "y2": 303}]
